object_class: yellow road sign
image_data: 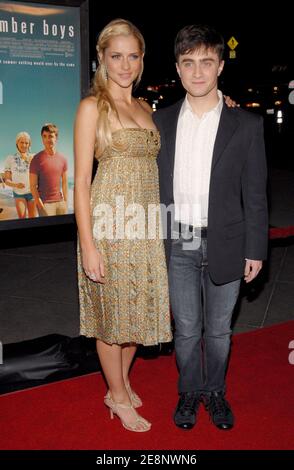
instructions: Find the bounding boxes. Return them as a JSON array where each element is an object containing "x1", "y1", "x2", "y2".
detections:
[{"x1": 227, "y1": 36, "x2": 239, "y2": 50}]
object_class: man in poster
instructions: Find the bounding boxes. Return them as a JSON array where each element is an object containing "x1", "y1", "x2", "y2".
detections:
[{"x1": 30, "y1": 123, "x2": 68, "y2": 216}]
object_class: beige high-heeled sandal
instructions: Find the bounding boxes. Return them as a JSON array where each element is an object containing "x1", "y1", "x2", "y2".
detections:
[
  {"x1": 105, "y1": 385, "x2": 142, "y2": 409},
  {"x1": 125, "y1": 383, "x2": 143, "y2": 408},
  {"x1": 104, "y1": 394, "x2": 151, "y2": 433}
]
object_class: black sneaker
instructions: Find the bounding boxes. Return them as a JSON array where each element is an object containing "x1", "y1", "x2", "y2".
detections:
[
  {"x1": 174, "y1": 392, "x2": 201, "y2": 430},
  {"x1": 202, "y1": 391, "x2": 234, "y2": 430}
]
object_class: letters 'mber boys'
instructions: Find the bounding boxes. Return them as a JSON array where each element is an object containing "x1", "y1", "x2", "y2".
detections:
[{"x1": 0, "y1": 17, "x2": 74, "y2": 39}]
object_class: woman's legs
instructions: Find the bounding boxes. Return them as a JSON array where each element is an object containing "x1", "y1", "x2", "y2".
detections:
[
  {"x1": 27, "y1": 199, "x2": 37, "y2": 218},
  {"x1": 122, "y1": 343, "x2": 137, "y2": 386},
  {"x1": 96, "y1": 340, "x2": 129, "y2": 403},
  {"x1": 121, "y1": 344, "x2": 142, "y2": 407},
  {"x1": 96, "y1": 339, "x2": 150, "y2": 430},
  {"x1": 15, "y1": 198, "x2": 27, "y2": 218}
]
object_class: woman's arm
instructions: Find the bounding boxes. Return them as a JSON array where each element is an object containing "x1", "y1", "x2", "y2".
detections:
[
  {"x1": 4, "y1": 170, "x2": 24, "y2": 189},
  {"x1": 74, "y1": 96, "x2": 105, "y2": 283}
]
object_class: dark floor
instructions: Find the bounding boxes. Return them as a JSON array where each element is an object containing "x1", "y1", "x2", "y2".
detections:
[
  {"x1": 0, "y1": 232, "x2": 293, "y2": 345},
  {"x1": 0, "y1": 225, "x2": 80, "y2": 344}
]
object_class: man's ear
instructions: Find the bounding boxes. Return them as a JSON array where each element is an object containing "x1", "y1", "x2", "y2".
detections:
[
  {"x1": 218, "y1": 60, "x2": 225, "y2": 76},
  {"x1": 176, "y1": 62, "x2": 181, "y2": 77}
]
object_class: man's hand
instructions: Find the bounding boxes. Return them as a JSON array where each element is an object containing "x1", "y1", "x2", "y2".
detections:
[
  {"x1": 224, "y1": 95, "x2": 239, "y2": 108},
  {"x1": 244, "y1": 259, "x2": 263, "y2": 283}
]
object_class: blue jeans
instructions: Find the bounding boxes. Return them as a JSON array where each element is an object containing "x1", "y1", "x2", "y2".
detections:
[{"x1": 169, "y1": 235, "x2": 241, "y2": 394}]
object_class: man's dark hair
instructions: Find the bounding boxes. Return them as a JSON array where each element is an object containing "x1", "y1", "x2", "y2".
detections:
[
  {"x1": 174, "y1": 24, "x2": 224, "y2": 62},
  {"x1": 41, "y1": 123, "x2": 59, "y2": 137}
]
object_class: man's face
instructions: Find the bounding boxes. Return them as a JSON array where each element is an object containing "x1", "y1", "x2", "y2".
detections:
[
  {"x1": 176, "y1": 46, "x2": 224, "y2": 98},
  {"x1": 42, "y1": 131, "x2": 57, "y2": 151}
]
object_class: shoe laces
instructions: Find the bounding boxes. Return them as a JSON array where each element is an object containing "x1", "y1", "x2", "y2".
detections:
[
  {"x1": 180, "y1": 393, "x2": 199, "y2": 414},
  {"x1": 208, "y1": 394, "x2": 230, "y2": 417}
]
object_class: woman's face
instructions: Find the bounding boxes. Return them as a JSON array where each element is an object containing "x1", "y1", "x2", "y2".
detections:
[
  {"x1": 17, "y1": 137, "x2": 30, "y2": 154},
  {"x1": 103, "y1": 34, "x2": 143, "y2": 89}
]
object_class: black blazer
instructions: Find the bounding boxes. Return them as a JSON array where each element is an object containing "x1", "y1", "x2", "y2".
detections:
[{"x1": 153, "y1": 100, "x2": 268, "y2": 284}]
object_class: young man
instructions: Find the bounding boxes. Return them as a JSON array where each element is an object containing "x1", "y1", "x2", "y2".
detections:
[
  {"x1": 153, "y1": 24, "x2": 268, "y2": 430},
  {"x1": 30, "y1": 123, "x2": 68, "y2": 216}
]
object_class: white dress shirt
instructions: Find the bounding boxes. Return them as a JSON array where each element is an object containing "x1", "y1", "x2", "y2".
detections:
[{"x1": 174, "y1": 90, "x2": 223, "y2": 227}]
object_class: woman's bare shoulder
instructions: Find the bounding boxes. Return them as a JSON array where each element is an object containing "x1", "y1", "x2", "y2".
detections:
[
  {"x1": 137, "y1": 98, "x2": 153, "y2": 114},
  {"x1": 78, "y1": 95, "x2": 98, "y2": 114}
]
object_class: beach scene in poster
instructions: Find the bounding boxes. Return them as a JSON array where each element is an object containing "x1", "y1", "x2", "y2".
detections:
[{"x1": 0, "y1": 1, "x2": 81, "y2": 220}]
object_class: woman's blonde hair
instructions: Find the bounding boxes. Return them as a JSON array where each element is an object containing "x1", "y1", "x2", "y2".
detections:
[
  {"x1": 91, "y1": 18, "x2": 145, "y2": 157},
  {"x1": 15, "y1": 131, "x2": 31, "y2": 151}
]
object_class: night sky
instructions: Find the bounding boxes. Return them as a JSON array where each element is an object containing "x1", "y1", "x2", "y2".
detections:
[{"x1": 89, "y1": 1, "x2": 293, "y2": 92}]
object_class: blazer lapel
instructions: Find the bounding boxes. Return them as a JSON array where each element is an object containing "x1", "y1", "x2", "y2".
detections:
[{"x1": 211, "y1": 104, "x2": 239, "y2": 172}]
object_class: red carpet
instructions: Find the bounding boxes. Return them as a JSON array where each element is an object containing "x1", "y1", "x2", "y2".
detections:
[
  {"x1": 269, "y1": 226, "x2": 294, "y2": 239},
  {"x1": 1, "y1": 321, "x2": 294, "y2": 450}
]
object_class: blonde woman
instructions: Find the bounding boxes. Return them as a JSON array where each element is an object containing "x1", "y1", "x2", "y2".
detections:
[
  {"x1": 74, "y1": 19, "x2": 172, "y2": 432},
  {"x1": 4, "y1": 132, "x2": 36, "y2": 218}
]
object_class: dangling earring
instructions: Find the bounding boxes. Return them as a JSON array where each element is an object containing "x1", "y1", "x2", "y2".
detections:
[{"x1": 101, "y1": 63, "x2": 108, "y2": 81}]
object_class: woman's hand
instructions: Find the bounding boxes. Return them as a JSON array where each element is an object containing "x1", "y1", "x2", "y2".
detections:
[
  {"x1": 224, "y1": 95, "x2": 239, "y2": 108},
  {"x1": 82, "y1": 245, "x2": 105, "y2": 284}
]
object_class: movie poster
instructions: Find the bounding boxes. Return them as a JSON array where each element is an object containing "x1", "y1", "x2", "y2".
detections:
[{"x1": 0, "y1": 1, "x2": 81, "y2": 221}]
